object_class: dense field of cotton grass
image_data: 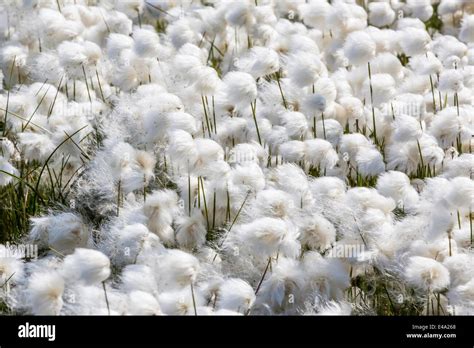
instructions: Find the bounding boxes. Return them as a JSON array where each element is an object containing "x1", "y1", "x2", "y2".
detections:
[{"x1": 0, "y1": 0, "x2": 473, "y2": 316}]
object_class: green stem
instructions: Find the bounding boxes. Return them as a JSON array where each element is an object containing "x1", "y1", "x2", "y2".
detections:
[
  {"x1": 199, "y1": 176, "x2": 209, "y2": 230},
  {"x1": 276, "y1": 75, "x2": 287, "y2": 109},
  {"x1": 190, "y1": 282, "x2": 197, "y2": 316},
  {"x1": 429, "y1": 75, "x2": 436, "y2": 113},
  {"x1": 368, "y1": 62, "x2": 377, "y2": 145},
  {"x1": 255, "y1": 257, "x2": 272, "y2": 295},
  {"x1": 201, "y1": 95, "x2": 212, "y2": 138},
  {"x1": 321, "y1": 112, "x2": 326, "y2": 140},
  {"x1": 250, "y1": 100, "x2": 262, "y2": 145}
]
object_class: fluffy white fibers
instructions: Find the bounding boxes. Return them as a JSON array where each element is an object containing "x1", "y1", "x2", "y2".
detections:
[
  {"x1": 459, "y1": 15, "x2": 474, "y2": 43},
  {"x1": 343, "y1": 31, "x2": 376, "y2": 66},
  {"x1": 368, "y1": 2, "x2": 396, "y2": 27},
  {"x1": 158, "y1": 249, "x2": 200, "y2": 288},
  {"x1": 303, "y1": 139, "x2": 339, "y2": 171},
  {"x1": 0, "y1": 156, "x2": 18, "y2": 186},
  {"x1": 118, "y1": 260, "x2": 157, "y2": 293},
  {"x1": 62, "y1": 248, "x2": 111, "y2": 285},
  {"x1": 406, "y1": 0, "x2": 433, "y2": 22},
  {"x1": 28, "y1": 271, "x2": 64, "y2": 315},
  {"x1": 216, "y1": 278, "x2": 255, "y2": 314},
  {"x1": 299, "y1": 1, "x2": 332, "y2": 30},
  {"x1": 234, "y1": 217, "x2": 299, "y2": 258},
  {"x1": 443, "y1": 254, "x2": 474, "y2": 287},
  {"x1": 442, "y1": 154, "x2": 474, "y2": 178},
  {"x1": 127, "y1": 291, "x2": 161, "y2": 315},
  {"x1": 132, "y1": 28, "x2": 160, "y2": 58},
  {"x1": 405, "y1": 256, "x2": 450, "y2": 291},
  {"x1": 143, "y1": 189, "x2": 179, "y2": 245},
  {"x1": 445, "y1": 177, "x2": 474, "y2": 211},
  {"x1": 258, "y1": 257, "x2": 305, "y2": 313},
  {"x1": 175, "y1": 211, "x2": 208, "y2": 250},
  {"x1": 280, "y1": 111, "x2": 309, "y2": 139},
  {"x1": 299, "y1": 214, "x2": 336, "y2": 251},
  {"x1": 280, "y1": 140, "x2": 306, "y2": 163},
  {"x1": 237, "y1": 46, "x2": 280, "y2": 78},
  {"x1": 286, "y1": 52, "x2": 325, "y2": 88},
  {"x1": 0, "y1": 245, "x2": 23, "y2": 287},
  {"x1": 362, "y1": 73, "x2": 396, "y2": 106},
  {"x1": 29, "y1": 213, "x2": 88, "y2": 254},
  {"x1": 251, "y1": 189, "x2": 295, "y2": 220},
  {"x1": 222, "y1": 71, "x2": 257, "y2": 108},
  {"x1": 376, "y1": 171, "x2": 419, "y2": 212},
  {"x1": 398, "y1": 27, "x2": 431, "y2": 56},
  {"x1": 3, "y1": 0, "x2": 474, "y2": 317}
]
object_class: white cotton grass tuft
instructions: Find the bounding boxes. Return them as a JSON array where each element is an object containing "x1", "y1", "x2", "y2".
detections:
[
  {"x1": 235, "y1": 217, "x2": 289, "y2": 258},
  {"x1": 251, "y1": 189, "x2": 295, "y2": 220},
  {"x1": 391, "y1": 115, "x2": 423, "y2": 142},
  {"x1": 355, "y1": 147, "x2": 386, "y2": 178},
  {"x1": 299, "y1": 0, "x2": 331, "y2": 30},
  {"x1": 190, "y1": 65, "x2": 221, "y2": 96},
  {"x1": 459, "y1": 15, "x2": 474, "y2": 43},
  {"x1": 398, "y1": 27, "x2": 431, "y2": 56},
  {"x1": 376, "y1": 171, "x2": 419, "y2": 212},
  {"x1": 222, "y1": 71, "x2": 257, "y2": 108},
  {"x1": 299, "y1": 214, "x2": 336, "y2": 251},
  {"x1": 279, "y1": 140, "x2": 306, "y2": 163},
  {"x1": 0, "y1": 245, "x2": 24, "y2": 289},
  {"x1": 345, "y1": 187, "x2": 396, "y2": 214},
  {"x1": 405, "y1": 256, "x2": 450, "y2": 292},
  {"x1": 127, "y1": 291, "x2": 162, "y2": 315},
  {"x1": 410, "y1": 52, "x2": 442, "y2": 75},
  {"x1": 406, "y1": 0, "x2": 433, "y2": 22},
  {"x1": 158, "y1": 249, "x2": 200, "y2": 288},
  {"x1": 216, "y1": 278, "x2": 255, "y2": 314},
  {"x1": 27, "y1": 271, "x2": 65, "y2": 315},
  {"x1": 443, "y1": 254, "x2": 474, "y2": 287},
  {"x1": 428, "y1": 107, "x2": 469, "y2": 149},
  {"x1": 442, "y1": 154, "x2": 474, "y2": 178},
  {"x1": 448, "y1": 280, "x2": 474, "y2": 308},
  {"x1": 237, "y1": 47, "x2": 280, "y2": 78},
  {"x1": 113, "y1": 224, "x2": 161, "y2": 266},
  {"x1": 285, "y1": 52, "x2": 325, "y2": 88},
  {"x1": 158, "y1": 287, "x2": 204, "y2": 315},
  {"x1": 438, "y1": 69, "x2": 464, "y2": 92},
  {"x1": 175, "y1": 211, "x2": 208, "y2": 250},
  {"x1": 0, "y1": 156, "x2": 18, "y2": 186},
  {"x1": 327, "y1": 2, "x2": 367, "y2": 35},
  {"x1": 280, "y1": 111, "x2": 308, "y2": 140},
  {"x1": 29, "y1": 213, "x2": 88, "y2": 254},
  {"x1": 143, "y1": 189, "x2": 179, "y2": 245},
  {"x1": 343, "y1": 31, "x2": 376, "y2": 66},
  {"x1": 313, "y1": 301, "x2": 352, "y2": 315},
  {"x1": 119, "y1": 264, "x2": 158, "y2": 294},
  {"x1": 303, "y1": 139, "x2": 339, "y2": 171},
  {"x1": 444, "y1": 177, "x2": 474, "y2": 210},
  {"x1": 17, "y1": 133, "x2": 56, "y2": 163},
  {"x1": 224, "y1": 2, "x2": 254, "y2": 28},
  {"x1": 257, "y1": 257, "x2": 305, "y2": 313},
  {"x1": 368, "y1": 2, "x2": 395, "y2": 27},
  {"x1": 362, "y1": 74, "x2": 396, "y2": 106},
  {"x1": 132, "y1": 28, "x2": 160, "y2": 58},
  {"x1": 302, "y1": 251, "x2": 350, "y2": 301},
  {"x1": 62, "y1": 248, "x2": 111, "y2": 285},
  {"x1": 107, "y1": 33, "x2": 134, "y2": 59}
]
